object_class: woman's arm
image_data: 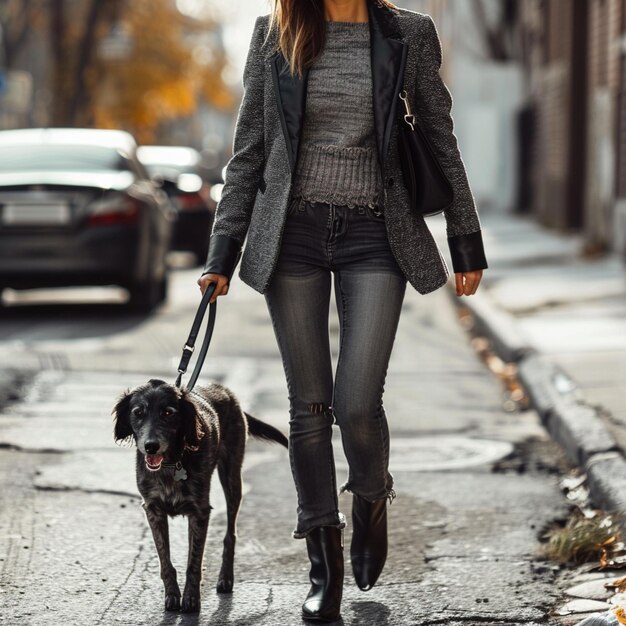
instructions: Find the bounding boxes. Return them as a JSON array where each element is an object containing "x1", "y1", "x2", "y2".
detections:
[
  {"x1": 201, "y1": 15, "x2": 268, "y2": 282},
  {"x1": 413, "y1": 14, "x2": 488, "y2": 275}
]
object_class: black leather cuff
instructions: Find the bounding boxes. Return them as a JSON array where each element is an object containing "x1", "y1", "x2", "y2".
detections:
[
  {"x1": 447, "y1": 230, "x2": 488, "y2": 273},
  {"x1": 201, "y1": 233, "x2": 243, "y2": 283}
]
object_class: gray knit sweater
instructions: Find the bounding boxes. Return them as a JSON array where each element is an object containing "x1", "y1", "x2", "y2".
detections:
[{"x1": 291, "y1": 20, "x2": 383, "y2": 208}]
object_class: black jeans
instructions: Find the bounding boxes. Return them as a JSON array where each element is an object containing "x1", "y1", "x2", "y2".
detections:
[{"x1": 264, "y1": 196, "x2": 407, "y2": 539}]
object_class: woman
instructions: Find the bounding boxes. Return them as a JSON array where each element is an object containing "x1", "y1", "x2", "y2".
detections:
[{"x1": 198, "y1": 0, "x2": 488, "y2": 621}]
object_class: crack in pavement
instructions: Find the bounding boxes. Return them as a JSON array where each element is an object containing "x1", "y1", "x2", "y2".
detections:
[
  {"x1": 422, "y1": 614, "x2": 543, "y2": 624},
  {"x1": 0, "y1": 442, "x2": 68, "y2": 454},
  {"x1": 96, "y1": 522, "x2": 150, "y2": 625},
  {"x1": 34, "y1": 484, "x2": 140, "y2": 499},
  {"x1": 423, "y1": 554, "x2": 540, "y2": 561}
]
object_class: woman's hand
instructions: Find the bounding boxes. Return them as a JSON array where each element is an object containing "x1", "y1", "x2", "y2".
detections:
[
  {"x1": 455, "y1": 270, "x2": 483, "y2": 296},
  {"x1": 197, "y1": 273, "x2": 230, "y2": 303}
]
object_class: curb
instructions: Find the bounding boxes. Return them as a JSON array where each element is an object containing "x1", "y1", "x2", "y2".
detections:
[
  {"x1": 446, "y1": 285, "x2": 626, "y2": 514},
  {"x1": 448, "y1": 288, "x2": 535, "y2": 363}
]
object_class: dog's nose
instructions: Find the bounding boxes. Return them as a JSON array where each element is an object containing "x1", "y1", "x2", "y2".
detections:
[{"x1": 145, "y1": 441, "x2": 160, "y2": 455}]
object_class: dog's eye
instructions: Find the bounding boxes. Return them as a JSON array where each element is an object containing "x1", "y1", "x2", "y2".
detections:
[
  {"x1": 132, "y1": 407, "x2": 145, "y2": 418},
  {"x1": 162, "y1": 408, "x2": 174, "y2": 417}
]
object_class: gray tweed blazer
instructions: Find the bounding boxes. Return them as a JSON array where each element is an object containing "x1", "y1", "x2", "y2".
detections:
[{"x1": 202, "y1": 0, "x2": 488, "y2": 295}]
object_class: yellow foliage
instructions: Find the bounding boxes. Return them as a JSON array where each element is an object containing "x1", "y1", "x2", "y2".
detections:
[{"x1": 91, "y1": 0, "x2": 234, "y2": 142}]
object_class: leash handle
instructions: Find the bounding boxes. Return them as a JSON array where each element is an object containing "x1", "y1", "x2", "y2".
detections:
[{"x1": 175, "y1": 282, "x2": 218, "y2": 392}]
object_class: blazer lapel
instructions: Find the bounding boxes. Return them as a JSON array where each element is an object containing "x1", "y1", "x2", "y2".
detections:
[
  {"x1": 368, "y1": 0, "x2": 407, "y2": 173},
  {"x1": 270, "y1": 51, "x2": 307, "y2": 172},
  {"x1": 270, "y1": 0, "x2": 407, "y2": 176}
]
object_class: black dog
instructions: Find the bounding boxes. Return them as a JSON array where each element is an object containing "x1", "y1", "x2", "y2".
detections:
[{"x1": 112, "y1": 378, "x2": 288, "y2": 612}]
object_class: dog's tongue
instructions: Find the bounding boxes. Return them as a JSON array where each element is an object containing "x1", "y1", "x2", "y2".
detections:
[{"x1": 146, "y1": 454, "x2": 164, "y2": 468}]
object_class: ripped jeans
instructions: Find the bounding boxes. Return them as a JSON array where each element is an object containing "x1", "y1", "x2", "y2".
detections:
[{"x1": 264, "y1": 196, "x2": 407, "y2": 539}]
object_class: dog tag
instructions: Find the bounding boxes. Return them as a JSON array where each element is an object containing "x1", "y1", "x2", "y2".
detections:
[{"x1": 174, "y1": 463, "x2": 187, "y2": 482}]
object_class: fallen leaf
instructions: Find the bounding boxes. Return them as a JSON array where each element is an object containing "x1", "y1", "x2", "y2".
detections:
[{"x1": 605, "y1": 576, "x2": 626, "y2": 592}]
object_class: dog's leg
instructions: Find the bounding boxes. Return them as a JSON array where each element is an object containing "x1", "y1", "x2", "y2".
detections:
[
  {"x1": 144, "y1": 506, "x2": 180, "y2": 611},
  {"x1": 216, "y1": 452, "x2": 243, "y2": 593},
  {"x1": 182, "y1": 512, "x2": 210, "y2": 613}
]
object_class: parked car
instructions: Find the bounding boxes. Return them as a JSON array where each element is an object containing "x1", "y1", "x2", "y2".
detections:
[
  {"x1": 0, "y1": 128, "x2": 176, "y2": 311},
  {"x1": 136, "y1": 145, "x2": 213, "y2": 264}
]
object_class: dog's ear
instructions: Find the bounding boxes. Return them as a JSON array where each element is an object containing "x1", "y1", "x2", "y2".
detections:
[
  {"x1": 112, "y1": 389, "x2": 134, "y2": 445},
  {"x1": 179, "y1": 395, "x2": 204, "y2": 452}
]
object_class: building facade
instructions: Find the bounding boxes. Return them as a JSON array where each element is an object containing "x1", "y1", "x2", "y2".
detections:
[
  {"x1": 519, "y1": 0, "x2": 626, "y2": 254},
  {"x1": 414, "y1": 0, "x2": 626, "y2": 255}
]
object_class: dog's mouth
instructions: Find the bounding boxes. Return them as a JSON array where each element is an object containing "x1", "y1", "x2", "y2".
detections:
[{"x1": 145, "y1": 454, "x2": 164, "y2": 471}]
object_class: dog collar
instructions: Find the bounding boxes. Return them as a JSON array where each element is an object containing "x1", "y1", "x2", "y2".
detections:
[{"x1": 160, "y1": 460, "x2": 188, "y2": 481}]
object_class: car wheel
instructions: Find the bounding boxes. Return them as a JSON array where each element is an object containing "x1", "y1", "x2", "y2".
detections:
[
  {"x1": 157, "y1": 276, "x2": 168, "y2": 303},
  {"x1": 127, "y1": 279, "x2": 162, "y2": 313},
  {"x1": 194, "y1": 242, "x2": 209, "y2": 267}
]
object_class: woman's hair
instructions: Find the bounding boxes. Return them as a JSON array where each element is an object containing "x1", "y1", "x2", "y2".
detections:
[{"x1": 267, "y1": 0, "x2": 398, "y2": 79}]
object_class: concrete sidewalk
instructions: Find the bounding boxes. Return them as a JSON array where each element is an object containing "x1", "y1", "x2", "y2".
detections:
[
  {"x1": 0, "y1": 256, "x2": 573, "y2": 625},
  {"x1": 431, "y1": 209, "x2": 626, "y2": 514}
]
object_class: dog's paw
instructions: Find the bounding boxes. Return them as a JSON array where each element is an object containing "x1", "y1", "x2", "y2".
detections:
[
  {"x1": 216, "y1": 577, "x2": 234, "y2": 594},
  {"x1": 181, "y1": 591, "x2": 201, "y2": 613},
  {"x1": 164, "y1": 594, "x2": 181, "y2": 611}
]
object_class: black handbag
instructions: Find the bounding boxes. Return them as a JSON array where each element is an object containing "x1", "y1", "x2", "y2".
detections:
[{"x1": 397, "y1": 89, "x2": 453, "y2": 217}]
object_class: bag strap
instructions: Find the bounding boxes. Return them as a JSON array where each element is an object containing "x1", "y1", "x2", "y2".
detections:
[{"x1": 174, "y1": 282, "x2": 218, "y2": 392}]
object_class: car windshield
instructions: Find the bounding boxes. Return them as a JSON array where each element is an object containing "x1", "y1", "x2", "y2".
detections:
[{"x1": 0, "y1": 144, "x2": 132, "y2": 172}]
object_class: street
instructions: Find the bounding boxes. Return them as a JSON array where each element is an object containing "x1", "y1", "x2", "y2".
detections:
[
  {"x1": 0, "y1": 248, "x2": 575, "y2": 626},
  {"x1": 1, "y1": 0, "x2": 625, "y2": 622}
]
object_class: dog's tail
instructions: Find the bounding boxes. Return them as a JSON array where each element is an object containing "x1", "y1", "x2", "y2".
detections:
[{"x1": 244, "y1": 411, "x2": 288, "y2": 448}]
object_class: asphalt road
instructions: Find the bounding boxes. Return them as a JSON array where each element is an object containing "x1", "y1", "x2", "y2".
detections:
[{"x1": 0, "y1": 255, "x2": 575, "y2": 625}]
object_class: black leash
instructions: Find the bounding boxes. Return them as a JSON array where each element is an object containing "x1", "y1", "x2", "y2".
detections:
[{"x1": 174, "y1": 282, "x2": 217, "y2": 392}]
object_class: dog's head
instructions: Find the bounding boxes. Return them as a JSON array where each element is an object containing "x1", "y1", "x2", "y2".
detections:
[{"x1": 112, "y1": 379, "x2": 205, "y2": 471}]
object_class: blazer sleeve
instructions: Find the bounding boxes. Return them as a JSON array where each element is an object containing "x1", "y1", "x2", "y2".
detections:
[
  {"x1": 413, "y1": 15, "x2": 488, "y2": 274},
  {"x1": 201, "y1": 15, "x2": 268, "y2": 281}
]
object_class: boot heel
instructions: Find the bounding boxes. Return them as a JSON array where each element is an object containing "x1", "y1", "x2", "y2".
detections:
[{"x1": 350, "y1": 494, "x2": 388, "y2": 591}]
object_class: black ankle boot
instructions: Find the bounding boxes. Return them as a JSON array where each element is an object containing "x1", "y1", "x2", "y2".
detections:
[
  {"x1": 302, "y1": 526, "x2": 344, "y2": 622},
  {"x1": 350, "y1": 494, "x2": 388, "y2": 591}
]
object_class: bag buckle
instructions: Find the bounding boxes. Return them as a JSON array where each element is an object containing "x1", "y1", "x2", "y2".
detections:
[{"x1": 399, "y1": 90, "x2": 415, "y2": 130}]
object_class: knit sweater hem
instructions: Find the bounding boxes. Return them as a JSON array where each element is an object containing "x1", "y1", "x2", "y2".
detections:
[{"x1": 292, "y1": 143, "x2": 383, "y2": 208}]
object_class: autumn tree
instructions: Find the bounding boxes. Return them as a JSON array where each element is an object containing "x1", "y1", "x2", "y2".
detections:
[
  {"x1": 47, "y1": 0, "x2": 124, "y2": 126},
  {"x1": 91, "y1": 0, "x2": 234, "y2": 142},
  {"x1": 0, "y1": 0, "x2": 40, "y2": 68},
  {"x1": 1, "y1": 0, "x2": 233, "y2": 140}
]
